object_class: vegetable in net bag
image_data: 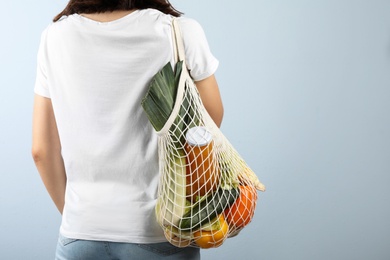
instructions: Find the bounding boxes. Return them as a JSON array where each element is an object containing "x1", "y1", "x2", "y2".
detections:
[{"x1": 141, "y1": 18, "x2": 265, "y2": 249}]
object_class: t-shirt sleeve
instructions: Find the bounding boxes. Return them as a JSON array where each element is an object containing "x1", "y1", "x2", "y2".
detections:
[
  {"x1": 177, "y1": 18, "x2": 219, "y2": 82},
  {"x1": 34, "y1": 28, "x2": 51, "y2": 98}
]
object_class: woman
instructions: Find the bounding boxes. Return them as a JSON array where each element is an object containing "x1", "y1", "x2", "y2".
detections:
[{"x1": 32, "y1": 0, "x2": 223, "y2": 259}]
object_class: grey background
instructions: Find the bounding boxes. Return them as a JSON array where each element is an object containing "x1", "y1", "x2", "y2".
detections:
[{"x1": 1, "y1": 0, "x2": 389, "y2": 259}]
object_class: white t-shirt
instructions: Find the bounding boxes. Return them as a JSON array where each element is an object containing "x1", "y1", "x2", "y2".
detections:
[{"x1": 34, "y1": 8, "x2": 218, "y2": 243}]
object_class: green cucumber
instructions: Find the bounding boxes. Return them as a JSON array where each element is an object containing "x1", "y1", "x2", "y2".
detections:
[{"x1": 179, "y1": 188, "x2": 239, "y2": 231}]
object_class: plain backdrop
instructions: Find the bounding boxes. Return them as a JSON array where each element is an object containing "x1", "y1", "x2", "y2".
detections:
[{"x1": 1, "y1": 0, "x2": 390, "y2": 259}]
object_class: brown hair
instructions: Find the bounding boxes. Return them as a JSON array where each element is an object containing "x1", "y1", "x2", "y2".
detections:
[{"x1": 53, "y1": 0, "x2": 182, "y2": 22}]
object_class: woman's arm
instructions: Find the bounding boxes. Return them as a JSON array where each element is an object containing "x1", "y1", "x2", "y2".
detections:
[
  {"x1": 32, "y1": 94, "x2": 66, "y2": 214},
  {"x1": 195, "y1": 75, "x2": 224, "y2": 127}
]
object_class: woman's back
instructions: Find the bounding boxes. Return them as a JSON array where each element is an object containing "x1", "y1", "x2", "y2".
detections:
[{"x1": 35, "y1": 8, "x2": 218, "y2": 243}]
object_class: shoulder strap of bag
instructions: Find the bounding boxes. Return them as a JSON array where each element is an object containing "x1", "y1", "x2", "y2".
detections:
[
  {"x1": 158, "y1": 18, "x2": 190, "y2": 135},
  {"x1": 171, "y1": 18, "x2": 186, "y2": 65}
]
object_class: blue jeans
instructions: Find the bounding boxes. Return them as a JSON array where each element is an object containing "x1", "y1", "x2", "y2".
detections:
[{"x1": 55, "y1": 234, "x2": 200, "y2": 260}]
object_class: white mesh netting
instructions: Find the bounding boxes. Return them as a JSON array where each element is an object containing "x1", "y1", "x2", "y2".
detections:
[{"x1": 155, "y1": 72, "x2": 266, "y2": 249}]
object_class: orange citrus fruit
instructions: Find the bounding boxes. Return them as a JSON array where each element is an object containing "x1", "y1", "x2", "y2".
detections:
[{"x1": 193, "y1": 215, "x2": 229, "y2": 249}]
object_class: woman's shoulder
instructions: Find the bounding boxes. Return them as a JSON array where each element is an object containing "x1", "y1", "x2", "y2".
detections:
[
  {"x1": 175, "y1": 16, "x2": 208, "y2": 42},
  {"x1": 140, "y1": 8, "x2": 203, "y2": 29},
  {"x1": 175, "y1": 16, "x2": 206, "y2": 37},
  {"x1": 41, "y1": 14, "x2": 73, "y2": 34},
  {"x1": 176, "y1": 16, "x2": 200, "y2": 26}
]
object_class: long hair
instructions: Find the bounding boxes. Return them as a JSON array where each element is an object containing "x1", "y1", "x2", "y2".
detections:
[{"x1": 53, "y1": 0, "x2": 182, "y2": 22}]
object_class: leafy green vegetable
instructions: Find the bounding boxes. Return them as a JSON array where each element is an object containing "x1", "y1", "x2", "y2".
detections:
[{"x1": 141, "y1": 61, "x2": 183, "y2": 132}]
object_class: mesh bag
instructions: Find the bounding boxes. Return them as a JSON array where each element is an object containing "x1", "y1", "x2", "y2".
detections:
[{"x1": 142, "y1": 19, "x2": 265, "y2": 249}]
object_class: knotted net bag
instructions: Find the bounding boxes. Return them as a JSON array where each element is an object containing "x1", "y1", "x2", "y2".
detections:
[{"x1": 142, "y1": 19, "x2": 265, "y2": 248}]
